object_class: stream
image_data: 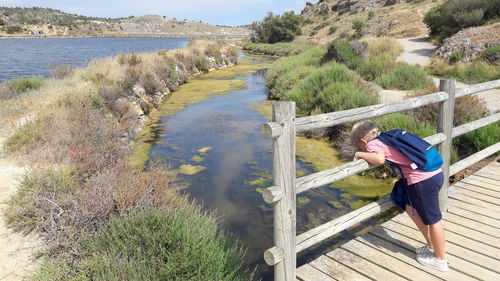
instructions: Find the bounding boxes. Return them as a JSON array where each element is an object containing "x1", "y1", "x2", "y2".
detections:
[{"x1": 141, "y1": 53, "x2": 393, "y2": 280}]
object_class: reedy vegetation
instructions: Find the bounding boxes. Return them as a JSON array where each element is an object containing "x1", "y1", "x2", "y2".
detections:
[{"x1": 2, "y1": 41, "x2": 251, "y2": 280}]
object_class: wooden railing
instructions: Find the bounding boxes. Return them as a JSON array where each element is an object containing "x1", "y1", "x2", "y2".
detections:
[{"x1": 261, "y1": 79, "x2": 500, "y2": 281}]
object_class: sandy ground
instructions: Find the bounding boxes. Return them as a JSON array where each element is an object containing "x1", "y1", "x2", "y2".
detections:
[{"x1": 0, "y1": 136, "x2": 42, "y2": 281}]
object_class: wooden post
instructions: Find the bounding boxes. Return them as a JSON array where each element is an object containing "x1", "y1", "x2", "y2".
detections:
[
  {"x1": 437, "y1": 79, "x2": 456, "y2": 212},
  {"x1": 271, "y1": 101, "x2": 296, "y2": 281}
]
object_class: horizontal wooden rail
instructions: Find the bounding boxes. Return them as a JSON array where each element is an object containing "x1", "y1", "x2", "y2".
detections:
[
  {"x1": 450, "y1": 142, "x2": 500, "y2": 176},
  {"x1": 295, "y1": 196, "x2": 394, "y2": 253},
  {"x1": 263, "y1": 92, "x2": 448, "y2": 138},
  {"x1": 455, "y1": 79, "x2": 500, "y2": 98},
  {"x1": 452, "y1": 113, "x2": 500, "y2": 138}
]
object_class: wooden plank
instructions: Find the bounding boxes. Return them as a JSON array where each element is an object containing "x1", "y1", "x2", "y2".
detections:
[
  {"x1": 444, "y1": 212, "x2": 500, "y2": 239},
  {"x1": 357, "y1": 233, "x2": 474, "y2": 281},
  {"x1": 272, "y1": 102, "x2": 297, "y2": 281},
  {"x1": 380, "y1": 220, "x2": 500, "y2": 280},
  {"x1": 326, "y1": 248, "x2": 407, "y2": 281},
  {"x1": 452, "y1": 113, "x2": 500, "y2": 138},
  {"x1": 475, "y1": 170, "x2": 500, "y2": 181},
  {"x1": 466, "y1": 174, "x2": 500, "y2": 189},
  {"x1": 448, "y1": 204, "x2": 500, "y2": 229},
  {"x1": 341, "y1": 239, "x2": 439, "y2": 281},
  {"x1": 481, "y1": 164, "x2": 500, "y2": 173},
  {"x1": 453, "y1": 181, "x2": 500, "y2": 199},
  {"x1": 448, "y1": 198, "x2": 500, "y2": 219},
  {"x1": 393, "y1": 215, "x2": 500, "y2": 261},
  {"x1": 296, "y1": 263, "x2": 337, "y2": 281},
  {"x1": 450, "y1": 184, "x2": 500, "y2": 205},
  {"x1": 296, "y1": 196, "x2": 393, "y2": 252},
  {"x1": 442, "y1": 219, "x2": 500, "y2": 249},
  {"x1": 455, "y1": 79, "x2": 500, "y2": 98},
  {"x1": 448, "y1": 191, "x2": 499, "y2": 210},
  {"x1": 308, "y1": 255, "x2": 371, "y2": 281}
]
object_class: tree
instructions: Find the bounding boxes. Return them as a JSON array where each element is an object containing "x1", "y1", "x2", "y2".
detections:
[{"x1": 250, "y1": 11, "x2": 302, "y2": 43}]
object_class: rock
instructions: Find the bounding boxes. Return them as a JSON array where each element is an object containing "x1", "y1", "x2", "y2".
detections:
[
  {"x1": 434, "y1": 23, "x2": 500, "y2": 63},
  {"x1": 388, "y1": 20, "x2": 399, "y2": 28},
  {"x1": 385, "y1": 0, "x2": 398, "y2": 6},
  {"x1": 132, "y1": 85, "x2": 146, "y2": 97}
]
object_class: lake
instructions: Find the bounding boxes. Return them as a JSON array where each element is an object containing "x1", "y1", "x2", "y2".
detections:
[{"x1": 0, "y1": 37, "x2": 188, "y2": 82}]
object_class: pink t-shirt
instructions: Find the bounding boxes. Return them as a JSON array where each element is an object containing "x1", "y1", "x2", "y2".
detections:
[{"x1": 366, "y1": 139, "x2": 442, "y2": 185}]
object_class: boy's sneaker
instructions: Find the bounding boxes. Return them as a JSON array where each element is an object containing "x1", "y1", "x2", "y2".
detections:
[
  {"x1": 415, "y1": 245, "x2": 434, "y2": 256},
  {"x1": 416, "y1": 252, "x2": 449, "y2": 272}
]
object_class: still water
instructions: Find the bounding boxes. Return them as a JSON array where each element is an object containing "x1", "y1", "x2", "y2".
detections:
[
  {"x1": 144, "y1": 54, "x2": 392, "y2": 279},
  {"x1": 0, "y1": 37, "x2": 188, "y2": 82}
]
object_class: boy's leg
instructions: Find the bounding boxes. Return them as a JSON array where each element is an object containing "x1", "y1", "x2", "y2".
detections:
[
  {"x1": 429, "y1": 220, "x2": 446, "y2": 260},
  {"x1": 405, "y1": 204, "x2": 433, "y2": 249}
]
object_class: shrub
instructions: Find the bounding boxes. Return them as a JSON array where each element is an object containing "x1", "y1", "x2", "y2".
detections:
[
  {"x1": 250, "y1": 11, "x2": 302, "y2": 43},
  {"x1": 0, "y1": 76, "x2": 44, "y2": 100},
  {"x1": 284, "y1": 63, "x2": 377, "y2": 116},
  {"x1": 480, "y1": 45, "x2": 500, "y2": 64},
  {"x1": 195, "y1": 55, "x2": 210, "y2": 72},
  {"x1": 141, "y1": 73, "x2": 163, "y2": 95},
  {"x1": 80, "y1": 206, "x2": 250, "y2": 281},
  {"x1": 51, "y1": 63, "x2": 75, "y2": 79},
  {"x1": 322, "y1": 39, "x2": 367, "y2": 69},
  {"x1": 117, "y1": 52, "x2": 142, "y2": 66},
  {"x1": 424, "y1": 0, "x2": 500, "y2": 40},
  {"x1": 368, "y1": 11, "x2": 375, "y2": 20},
  {"x1": 455, "y1": 122, "x2": 500, "y2": 155},
  {"x1": 375, "y1": 65, "x2": 434, "y2": 90},
  {"x1": 426, "y1": 60, "x2": 500, "y2": 84},
  {"x1": 269, "y1": 65, "x2": 316, "y2": 100},
  {"x1": 0, "y1": 18, "x2": 5, "y2": 25},
  {"x1": 352, "y1": 21, "x2": 365, "y2": 39},
  {"x1": 242, "y1": 42, "x2": 314, "y2": 56},
  {"x1": 357, "y1": 53, "x2": 398, "y2": 81},
  {"x1": 328, "y1": 26, "x2": 337, "y2": 34},
  {"x1": 448, "y1": 51, "x2": 463, "y2": 64},
  {"x1": 4, "y1": 25, "x2": 22, "y2": 34}
]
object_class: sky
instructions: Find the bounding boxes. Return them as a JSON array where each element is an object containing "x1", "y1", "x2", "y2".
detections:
[{"x1": 0, "y1": 0, "x2": 313, "y2": 26}]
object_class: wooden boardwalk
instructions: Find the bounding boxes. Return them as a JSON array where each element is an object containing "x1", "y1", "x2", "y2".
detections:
[{"x1": 297, "y1": 159, "x2": 500, "y2": 281}]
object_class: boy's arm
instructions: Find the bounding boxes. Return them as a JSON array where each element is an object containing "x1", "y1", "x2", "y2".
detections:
[{"x1": 353, "y1": 151, "x2": 385, "y2": 165}]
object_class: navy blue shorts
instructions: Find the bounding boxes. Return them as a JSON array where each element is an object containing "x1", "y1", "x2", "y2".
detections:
[{"x1": 406, "y1": 172, "x2": 444, "y2": 225}]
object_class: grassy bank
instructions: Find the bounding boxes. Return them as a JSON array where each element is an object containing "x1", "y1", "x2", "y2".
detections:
[{"x1": 1, "y1": 40, "x2": 252, "y2": 280}]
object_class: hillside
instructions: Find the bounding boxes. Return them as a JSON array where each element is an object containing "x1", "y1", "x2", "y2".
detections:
[
  {"x1": 299, "y1": 0, "x2": 443, "y2": 44},
  {"x1": 0, "y1": 7, "x2": 250, "y2": 37}
]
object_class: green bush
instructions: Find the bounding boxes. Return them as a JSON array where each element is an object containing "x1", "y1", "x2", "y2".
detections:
[
  {"x1": 427, "y1": 60, "x2": 500, "y2": 84},
  {"x1": 77, "y1": 207, "x2": 250, "y2": 281},
  {"x1": 269, "y1": 65, "x2": 316, "y2": 100},
  {"x1": 0, "y1": 18, "x2": 5, "y2": 25},
  {"x1": 357, "y1": 53, "x2": 398, "y2": 81},
  {"x1": 195, "y1": 55, "x2": 210, "y2": 72},
  {"x1": 266, "y1": 47, "x2": 325, "y2": 91},
  {"x1": 4, "y1": 25, "x2": 22, "y2": 34},
  {"x1": 375, "y1": 65, "x2": 434, "y2": 90},
  {"x1": 480, "y1": 45, "x2": 500, "y2": 64},
  {"x1": 250, "y1": 11, "x2": 302, "y2": 43},
  {"x1": 322, "y1": 39, "x2": 367, "y2": 70},
  {"x1": 454, "y1": 122, "x2": 500, "y2": 155},
  {"x1": 242, "y1": 42, "x2": 314, "y2": 56},
  {"x1": 352, "y1": 21, "x2": 365, "y2": 39},
  {"x1": 0, "y1": 76, "x2": 45, "y2": 100},
  {"x1": 284, "y1": 63, "x2": 377, "y2": 116},
  {"x1": 448, "y1": 51, "x2": 463, "y2": 64},
  {"x1": 328, "y1": 26, "x2": 337, "y2": 34},
  {"x1": 424, "y1": 0, "x2": 500, "y2": 40}
]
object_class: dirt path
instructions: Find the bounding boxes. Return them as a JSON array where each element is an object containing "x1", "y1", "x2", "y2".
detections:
[
  {"x1": 380, "y1": 37, "x2": 500, "y2": 113},
  {"x1": 0, "y1": 139, "x2": 41, "y2": 280},
  {"x1": 396, "y1": 37, "x2": 437, "y2": 67}
]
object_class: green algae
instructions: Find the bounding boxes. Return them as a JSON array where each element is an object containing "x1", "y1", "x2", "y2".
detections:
[
  {"x1": 297, "y1": 197, "x2": 311, "y2": 205},
  {"x1": 191, "y1": 155, "x2": 205, "y2": 163},
  {"x1": 248, "y1": 177, "x2": 268, "y2": 187},
  {"x1": 179, "y1": 164, "x2": 206, "y2": 175},
  {"x1": 197, "y1": 146, "x2": 213, "y2": 153},
  {"x1": 247, "y1": 100, "x2": 274, "y2": 120},
  {"x1": 328, "y1": 201, "x2": 344, "y2": 209}
]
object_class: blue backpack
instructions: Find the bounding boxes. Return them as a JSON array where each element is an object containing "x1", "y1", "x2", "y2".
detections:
[{"x1": 376, "y1": 129, "x2": 443, "y2": 172}]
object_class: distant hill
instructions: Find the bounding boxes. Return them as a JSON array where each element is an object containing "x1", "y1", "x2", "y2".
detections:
[
  {"x1": 298, "y1": 0, "x2": 443, "y2": 44},
  {"x1": 0, "y1": 7, "x2": 250, "y2": 37}
]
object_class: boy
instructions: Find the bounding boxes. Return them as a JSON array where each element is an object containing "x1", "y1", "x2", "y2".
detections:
[{"x1": 350, "y1": 120, "x2": 448, "y2": 272}]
